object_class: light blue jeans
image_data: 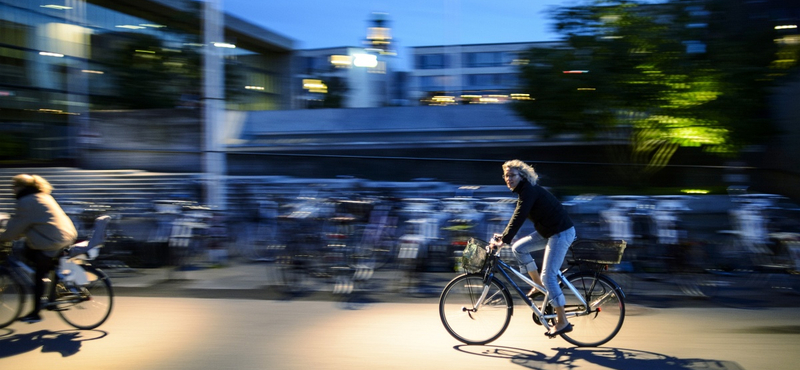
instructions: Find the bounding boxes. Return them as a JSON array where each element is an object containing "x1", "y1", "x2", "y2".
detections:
[{"x1": 511, "y1": 226, "x2": 576, "y2": 307}]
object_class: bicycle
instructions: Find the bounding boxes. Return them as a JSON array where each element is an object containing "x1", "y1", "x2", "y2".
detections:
[
  {"x1": 439, "y1": 237, "x2": 627, "y2": 347},
  {"x1": 0, "y1": 215, "x2": 114, "y2": 330}
]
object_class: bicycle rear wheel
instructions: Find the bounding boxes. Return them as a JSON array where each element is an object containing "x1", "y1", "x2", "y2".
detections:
[
  {"x1": 0, "y1": 268, "x2": 24, "y2": 328},
  {"x1": 560, "y1": 272, "x2": 625, "y2": 347},
  {"x1": 56, "y1": 265, "x2": 113, "y2": 330},
  {"x1": 439, "y1": 274, "x2": 512, "y2": 345}
]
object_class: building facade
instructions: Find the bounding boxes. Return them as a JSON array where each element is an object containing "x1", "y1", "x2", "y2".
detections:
[
  {"x1": 408, "y1": 41, "x2": 562, "y2": 105},
  {"x1": 292, "y1": 12, "x2": 399, "y2": 109},
  {"x1": 0, "y1": 0, "x2": 294, "y2": 162},
  {"x1": 293, "y1": 46, "x2": 394, "y2": 109}
]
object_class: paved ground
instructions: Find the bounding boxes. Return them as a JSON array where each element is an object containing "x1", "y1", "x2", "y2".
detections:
[
  {"x1": 106, "y1": 259, "x2": 800, "y2": 309},
  {"x1": 4, "y1": 297, "x2": 800, "y2": 370},
  {"x1": 5, "y1": 258, "x2": 800, "y2": 370}
]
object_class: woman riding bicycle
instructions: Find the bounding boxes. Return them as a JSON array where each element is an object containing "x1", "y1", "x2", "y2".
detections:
[
  {"x1": 489, "y1": 160, "x2": 576, "y2": 338},
  {"x1": 0, "y1": 174, "x2": 77, "y2": 323}
]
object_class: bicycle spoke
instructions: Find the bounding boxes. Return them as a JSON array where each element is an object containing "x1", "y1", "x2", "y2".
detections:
[
  {"x1": 560, "y1": 273, "x2": 625, "y2": 347},
  {"x1": 57, "y1": 266, "x2": 113, "y2": 330},
  {"x1": 439, "y1": 274, "x2": 512, "y2": 345},
  {"x1": 0, "y1": 271, "x2": 24, "y2": 328}
]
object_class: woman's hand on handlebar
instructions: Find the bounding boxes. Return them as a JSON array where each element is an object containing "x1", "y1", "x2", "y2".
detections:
[{"x1": 489, "y1": 234, "x2": 504, "y2": 250}]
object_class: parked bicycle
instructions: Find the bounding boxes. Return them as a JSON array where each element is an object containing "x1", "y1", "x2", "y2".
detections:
[
  {"x1": 0, "y1": 216, "x2": 114, "y2": 329},
  {"x1": 439, "y1": 238, "x2": 627, "y2": 347}
]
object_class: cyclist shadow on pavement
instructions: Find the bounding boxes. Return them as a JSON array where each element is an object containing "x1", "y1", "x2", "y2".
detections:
[
  {"x1": 0, "y1": 328, "x2": 107, "y2": 358},
  {"x1": 454, "y1": 345, "x2": 744, "y2": 370}
]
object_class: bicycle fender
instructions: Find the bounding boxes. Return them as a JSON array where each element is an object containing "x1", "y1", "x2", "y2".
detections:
[
  {"x1": 566, "y1": 271, "x2": 626, "y2": 299},
  {"x1": 600, "y1": 274, "x2": 626, "y2": 299}
]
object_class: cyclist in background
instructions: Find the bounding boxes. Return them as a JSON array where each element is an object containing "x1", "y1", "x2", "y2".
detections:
[
  {"x1": 490, "y1": 160, "x2": 576, "y2": 338},
  {"x1": 0, "y1": 174, "x2": 77, "y2": 323}
]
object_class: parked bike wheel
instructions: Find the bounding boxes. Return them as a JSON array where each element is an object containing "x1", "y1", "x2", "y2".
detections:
[
  {"x1": 0, "y1": 268, "x2": 24, "y2": 328},
  {"x1": 271, "y1": 251, "x2": 312, "y2": 295},
  {"x1": 561, "y1": 272, "x2": 625, "y2": 347},
  {"x1": 56, "y1": 265, "x2": 113, "y2": 330},
  {"x1": 439, "y1": 274, "x2": 512, "y2": 345}
]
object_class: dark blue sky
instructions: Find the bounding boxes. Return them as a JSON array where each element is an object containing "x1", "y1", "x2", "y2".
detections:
[{"x1": 224, "y1": 0, "x2": 572, "y2": 70}]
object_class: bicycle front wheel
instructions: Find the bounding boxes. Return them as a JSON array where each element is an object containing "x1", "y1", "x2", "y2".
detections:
[
  {"x1": 57, "y1": 265, "x2": 113, "y2": 330},
  {"x1": 0, "y1": 268, "x2": 24, "y2": 328},
  {"x1": 439, "y1": 274, "x2": 512, "y2": 345},
  {"x1": 561, "y1": 272, "x2": 625, "y2": 347}
]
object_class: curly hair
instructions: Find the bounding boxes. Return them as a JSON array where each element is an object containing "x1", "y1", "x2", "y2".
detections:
[
  {"x1": 502, "y1": 159, "x2": 539, "y2": 185},
  {"x1": 12, "y1": 174, "x2": 53, "y2": 195}
]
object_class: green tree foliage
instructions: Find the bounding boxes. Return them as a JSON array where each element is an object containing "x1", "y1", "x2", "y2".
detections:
[{"x1": 514, "y1": 0, "x2": 797, "y2": 178}]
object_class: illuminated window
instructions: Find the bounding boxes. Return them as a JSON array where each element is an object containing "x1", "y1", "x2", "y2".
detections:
[
  {"x1": 368, "y1": 27, "x2": 391, "y2": 41},
  {"x1": 330, "y1": 55, "x2": 352, "y2": 67},
  {"x1": 353, "y1": 54, "x2": 378, "y2": 68},
  {"x1": 302, "y1": 79, "x2": 327, "y2": 93}
]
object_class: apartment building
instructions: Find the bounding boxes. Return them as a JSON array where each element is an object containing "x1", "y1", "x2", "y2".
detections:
[{"x1": 408, "y1": 41, "x2": 562, "y2": 105}]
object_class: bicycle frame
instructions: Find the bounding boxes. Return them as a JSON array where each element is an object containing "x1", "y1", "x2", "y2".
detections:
[
  {"x1": 4, "y1": 244, "x2": 96, "y2": 302},
  {"x1": 473, "y1": 252, "x2": 591, "y2": 331},
  {"x1": 442, "y1": 239, "x2": 627, "y2": 347}
]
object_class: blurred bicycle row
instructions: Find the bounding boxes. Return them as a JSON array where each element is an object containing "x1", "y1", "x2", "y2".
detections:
[{"x1": 10, "y1": 181, "x2": 800, "y2": 299}]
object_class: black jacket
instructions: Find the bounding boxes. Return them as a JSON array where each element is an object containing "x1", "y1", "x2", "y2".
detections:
[{"x1": 501, "y1": 179, "x2": 574, "y2": 244}]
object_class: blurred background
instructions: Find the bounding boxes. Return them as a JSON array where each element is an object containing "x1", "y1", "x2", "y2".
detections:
[{"x1": 1, "y1": 0, "x2": 799, "y2": 298}]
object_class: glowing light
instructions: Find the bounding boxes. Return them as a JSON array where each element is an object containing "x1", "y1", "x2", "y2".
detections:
[
  {"x1": 39, "y1": 51, "x2": 64, "y2": 57},
  {"x1": 135, "y1": 50, "x2": 155, "y2": 54},
  {"x1": 681, "y1": 189, "x2": 710, "y2": 194},
  {"x1": 140, "y1": 24, "x2": 166, "y2": 28},
  {"x1": 213, "y1": 42, "x2": 236, "y2": 49},
  {"x1": 40, "y1": 5, "x2": 72, "y2": 10},
  {"x1": 775, "y1": 25, "x2": 798, "y2": 30},
  {"x1": 37, "y1": 108, "x2": 78, "y2": 115},
  {"x1": 775, "y1": 35, "x2": 800, "y2": 45},
  {"x1": 353, "y1": 54, "x2": 378, "y2": 68},
  {"x1": 303, "y1": 79, "x2": 327, "y2": 93},
  {"x1": 367, "y1": 27, "x2": 392, "y2": 41},
  {"x1": 563, "y1": 70, "x2": 589, "y2": 74},
  {"x1": 245, "y1": 86, "x2": 265, "y2": 90},
  {"x1": 511, "y1": 93, "x2": 531, "y2": 100},
  {"x1": 330, "y1": 55, "x2": 352, "y2": 67},
  {"x1": 430, "y1": 96, "x2": 456, "y2": 105},
  {"x1": 81, "y1": 70, "x2": 104, "y2": 74},
  {"x1": 116, "y1": 25, "x2": 145, "y2": 30}
]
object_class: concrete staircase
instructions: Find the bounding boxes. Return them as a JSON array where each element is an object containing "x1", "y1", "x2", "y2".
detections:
[{"x1": 0, "y1": 167, "x2": 202, "y2": 217}]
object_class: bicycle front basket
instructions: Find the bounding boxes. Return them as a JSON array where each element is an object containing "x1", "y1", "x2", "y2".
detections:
[
  {"x1": 461, "y1": 238, "x2": 489, "y2": 273},
  {"x1": 570, "y1": 239, "x2": 627, "y2": 264}
]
